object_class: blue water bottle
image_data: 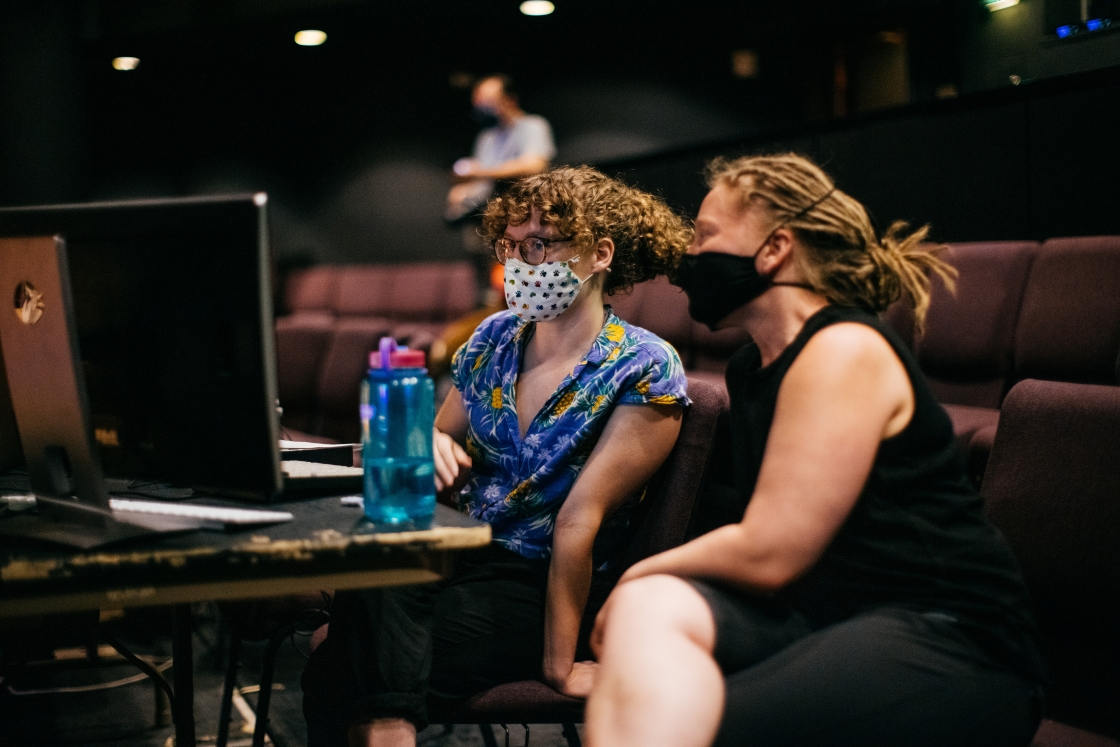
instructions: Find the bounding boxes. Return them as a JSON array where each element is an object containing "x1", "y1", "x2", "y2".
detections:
[{"x1": 359, "y1": 337, "x2": 436, "y2": 530}]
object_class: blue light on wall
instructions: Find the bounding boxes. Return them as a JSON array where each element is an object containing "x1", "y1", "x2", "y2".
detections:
[{"x1": 1053, "y1": 18, "x2": 1112, "y2": 38}]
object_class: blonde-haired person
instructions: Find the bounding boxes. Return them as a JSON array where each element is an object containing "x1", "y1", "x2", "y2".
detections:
[
  {"x1": 585, "y1": 153, "x2": 1044, "y2": 747},
  {"x1": 303, "y1": 166, "x2": 693, "y2": 747}
]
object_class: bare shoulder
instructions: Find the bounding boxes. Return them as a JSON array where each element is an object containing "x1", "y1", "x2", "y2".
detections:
[
  {"x1": 784, "y1": 321, "x2": 911, "y2": 406},
  {"x1": 797, "y1": 321, "x2": 903, "y2": 373}
]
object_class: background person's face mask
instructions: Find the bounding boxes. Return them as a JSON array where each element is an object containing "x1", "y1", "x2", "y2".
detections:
[
  {"x1": 472, "y1": 105, "x2": 500, "y2": 129},
  {"x1": 504, "y1": 257, "x2": 583, "y2": 322}
]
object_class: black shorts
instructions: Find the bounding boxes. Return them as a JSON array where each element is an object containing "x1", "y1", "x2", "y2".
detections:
[{"x1": 687, "y1": 580, "x2": 1043, "y2": 747}]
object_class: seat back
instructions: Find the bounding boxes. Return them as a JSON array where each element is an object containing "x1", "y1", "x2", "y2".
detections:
[
  {"x1": 1014, "y1": 237, "x2": 1120, "y2": 386},
  {"x1": 330, "y1": 262, "x2": 476, "y2": 322},
  {"x1": 981, "y1": 379, "x2": 1120, "y2": 739},
  {"x1": 917, "y1": 241, "x2": 1038, "y2": 408},
  {"x1": 312, "y1": 317, "x2": 393, "y2": 442},
  {"x1": 620, "y1": 377, "x2": 728, "y2": 568},
  {"x1": 609, "y1": 277, "x2": 693, "y2": 360},
  {"x1": 284, "y1": 266, "x2": 340, "y2": 315},
  {"x1": 275, "y1": 312, "x2": 335, "y2": 434}
]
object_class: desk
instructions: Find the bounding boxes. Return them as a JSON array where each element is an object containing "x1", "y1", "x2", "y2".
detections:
[{"x1": 0, "y1": 498, "x2": 490, "y2": 747}]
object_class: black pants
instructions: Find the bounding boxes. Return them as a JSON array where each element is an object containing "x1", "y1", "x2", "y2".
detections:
[
  {"x1": 690, "y1": 581, "x2": 1044, "y2": 747},
  {"x1": 302, "y1": 544, "x2": 550, "y2": 745}
]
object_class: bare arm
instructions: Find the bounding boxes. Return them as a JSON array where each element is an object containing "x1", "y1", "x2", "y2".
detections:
[
  {"x1": 614, "y1": 323, "x2": 914, "y2": 593},
  {"x1": 545, "y1": 403, "x2": 683, "y2": 696},
  {"x1": 459, "y1": 154, "x2": 550, "y2": 181},
  {"x1": 433, "y1": 386, "x2": 472, "y2": 500}
]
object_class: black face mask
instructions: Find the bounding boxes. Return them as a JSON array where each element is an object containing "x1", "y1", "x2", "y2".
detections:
[
  {"x1": 674, "y1": 187, "x2": 836, "y2": 329},
  {"x1": 673, "y1": 251, "x2": 778, "y2": 330},
  {"x1": 471, "y1": 107, "x2": 500, "y2": 129}
]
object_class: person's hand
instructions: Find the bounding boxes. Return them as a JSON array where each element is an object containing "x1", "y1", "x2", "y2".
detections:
[
  {"x1": 433, "y1": 428, "x2": 471, "y2": 504},
  {"x1": 451, "y1": 158, "x2": 483, "y2": 182},
  {"x1": 552, "y1": 660, "x2": 599, "y2": 699}
]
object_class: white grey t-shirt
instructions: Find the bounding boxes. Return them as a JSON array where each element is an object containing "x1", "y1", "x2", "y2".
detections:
[
  {"x1": 447, "y1": 114, "x2": 556, "y2": 222},
  {"x1": 472, "y1": 114, "x2": 557, "y2": 168}
]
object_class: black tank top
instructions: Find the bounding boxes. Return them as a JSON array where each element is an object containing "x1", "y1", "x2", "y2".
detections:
[{"x1": 726, "y1": 304, "x2": 1044, "y2": 681}]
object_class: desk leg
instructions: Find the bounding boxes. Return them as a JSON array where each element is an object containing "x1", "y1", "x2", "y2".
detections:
[{"x1": 172, "y1": 604, "x2": 196, "y2": 747}]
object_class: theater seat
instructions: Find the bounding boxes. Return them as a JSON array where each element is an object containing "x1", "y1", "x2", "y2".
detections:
[
  {"x1": 276, "y1": 262, "x2": 475, "y2": 441},
  {"x1": 982, "y1": 379, "x2": 1120, "y2": 745},
  {"x1": 610, "y1": 277, "x2": 749, "y2": 384},
  {"x1": 1032, "y1": 720, "x2": 1120, "y2": 747},
  {"x1": 911, "y1": 241, "x2": 1038, "y2": 479},
  {"x1": 275, "y1": 312, "x2": 335, "y2": 434},
  {"x1": 1014, "y1": 237, "x2": 1120, "y2": 386},
  {"x1": 312, "y1": 317, "x2": 394, "y2": 442},
  {"x1": 609, "y1": 277, "x2": 692, "y2": 361},
  {"x1": 918, "y1": 241, "x2": 1037, "y2": 408},
  {"x1": 284, "y1": 265, "x2": 340, "y2": 315}
]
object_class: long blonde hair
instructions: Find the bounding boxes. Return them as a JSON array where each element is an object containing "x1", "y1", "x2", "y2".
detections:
[{"x1": 707, "y1": 153, "x2": 954, "y2": 333}]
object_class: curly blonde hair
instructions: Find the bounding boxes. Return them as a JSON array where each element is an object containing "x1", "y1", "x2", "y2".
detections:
[
  {"x1": 707, "y1": 153, "x2": 955, "y2": 333},
  {"x1": 480, "y1": 166, "x2": 692, "y2": 295}
]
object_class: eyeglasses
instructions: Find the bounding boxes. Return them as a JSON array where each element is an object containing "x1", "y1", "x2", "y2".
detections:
[{"x1": 493, "y1": 236, "x2": 575, "y2": 266}]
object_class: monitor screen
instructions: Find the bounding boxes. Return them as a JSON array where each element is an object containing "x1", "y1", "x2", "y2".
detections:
[{"x1": 0, "y1": 194, "x2": 281, "y2": 496}]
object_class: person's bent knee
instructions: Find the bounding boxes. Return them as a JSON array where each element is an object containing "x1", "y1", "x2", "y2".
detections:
[{"x1": 605, "y1": 575, "x2": 715, "y2": 649}]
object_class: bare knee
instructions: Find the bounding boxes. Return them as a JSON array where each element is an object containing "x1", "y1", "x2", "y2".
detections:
[{"x1": 603, "y1": 575, "x2": 716, "y2": 652}]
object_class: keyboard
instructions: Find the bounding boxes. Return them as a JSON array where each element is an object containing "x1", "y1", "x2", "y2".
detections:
[
  {"x1": 110, "y1": 498, "x2": 293, "y2": 530},
  {"x1": 281, "y1": 460, "x2": 363, "y2": 479}
]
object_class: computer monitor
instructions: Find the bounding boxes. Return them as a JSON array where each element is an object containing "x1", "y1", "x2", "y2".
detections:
[
  {"x1": 0, "y1": 341, "x2": 20, "y2": 473},
  {"x1": 0, "y1": 195, "x2": 282, "y2": 526}
]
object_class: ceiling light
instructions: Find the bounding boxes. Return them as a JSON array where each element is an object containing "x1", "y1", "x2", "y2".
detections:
[
  {"x1": 294, "y1": 29, "x2": 327, "y2": 46},
  {"x1": 520, "y1": 1, "x2": 555, "y2": 16},
  {"x1": 112, "y1": 57, "x2": 139, "y2": 71},
  {"x1": 731, "y1": 50, "x2": 758, "y2": 79},
  {"x1": 984, "y1": 0, "x2": 1020, "y2": 11}
]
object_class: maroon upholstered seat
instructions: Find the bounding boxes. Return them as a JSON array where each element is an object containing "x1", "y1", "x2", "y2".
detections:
[
  {"x1": 690, "y1": 321, "x2": 751, "y2": 375},
  {"x1": 917, "y1": 241, "x2": 1038, "y2": 409},
  {"x1": 1032, "y1": 720, "x2": 1120, "y2": 747},
  {"x1": 275, "y1": 312, "x2": 336, "y2": 434},
  {"x1": 312, "y1": 317, "x2": 394, "y2": 442},
  {"x1": 1014, "y1": 237, "x2": 1120, "y2": 386},
  {"x1": 277, "y1": 262, "x2": 476, "y2": 441},
  {"x1": 881, "y1": 295, "x2": 917, "y2": 351},
  {"x1": 982, "y1": 379, "x2": 1120, "y2": 745},
  {"x1": 284, "y1": 266, "x2": 340, "y2": 314},
  {"x1": 610, "y1": 277, "x2": 748, "y2": 383},
  {"x1": 609, "y1": 276, "x2": 692, "y2": 354}
]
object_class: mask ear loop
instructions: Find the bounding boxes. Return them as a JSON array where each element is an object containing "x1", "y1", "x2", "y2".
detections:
[{"x1": 762, "y1": 185, "x2": 838, "y2": 293}]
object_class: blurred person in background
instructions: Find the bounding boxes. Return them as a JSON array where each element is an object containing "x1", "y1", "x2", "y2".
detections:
[{"x1": 446, "y1": 74, "x2": 556, "y2": 304}]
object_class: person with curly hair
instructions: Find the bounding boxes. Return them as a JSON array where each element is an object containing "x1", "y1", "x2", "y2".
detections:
[
  {"x1": 303, "y1": 166, "x2": 694, "y2": 747},
  {"x1": 584, "y1": 153, "x2": 1045, "y2": 747}
]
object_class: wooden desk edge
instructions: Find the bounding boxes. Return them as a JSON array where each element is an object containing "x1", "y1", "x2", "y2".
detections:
[
  {"x1": 0, "y1": 523, "x2": 492, "y2": 618},
  {"x1": 0, "y1": 563, "x2": 452, "y2": 618}
]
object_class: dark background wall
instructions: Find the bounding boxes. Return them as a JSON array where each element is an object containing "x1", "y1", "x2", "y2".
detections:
[
  {"x1": 1, "y1": 0, "x2": 1118, "y2": 264},
  {"x1": 609, "y1": 67, "x2": 1120, "y2": 244}
]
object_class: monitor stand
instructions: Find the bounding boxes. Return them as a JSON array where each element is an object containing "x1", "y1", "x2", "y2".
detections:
[{"x1": 0, "y1": 236, "x2": 198, "y2": 549}]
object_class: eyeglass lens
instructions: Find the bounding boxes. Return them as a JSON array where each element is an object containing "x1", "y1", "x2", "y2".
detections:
[{"x1": 495, "y1": 238, "x2": 550, "y2": 265}]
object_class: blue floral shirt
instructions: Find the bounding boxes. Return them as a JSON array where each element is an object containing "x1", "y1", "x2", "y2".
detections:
[{"x1": 450, "y1": 307, "x2": 690, "y2": 565}]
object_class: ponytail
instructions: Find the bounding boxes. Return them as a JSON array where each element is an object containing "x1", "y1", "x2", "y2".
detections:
[{"x1": 707, "y1": 154, "x2": 956, "y2": 335}]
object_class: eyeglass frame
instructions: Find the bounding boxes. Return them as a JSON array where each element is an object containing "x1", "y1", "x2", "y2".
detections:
[{"x1": 492, "y1": 235, "x2": 578, "y2": 266}]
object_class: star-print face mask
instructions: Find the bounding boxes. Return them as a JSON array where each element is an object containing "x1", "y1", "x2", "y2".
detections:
[{"x1": 504, "y1": 256, "x2": 583, "y2": 322}]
